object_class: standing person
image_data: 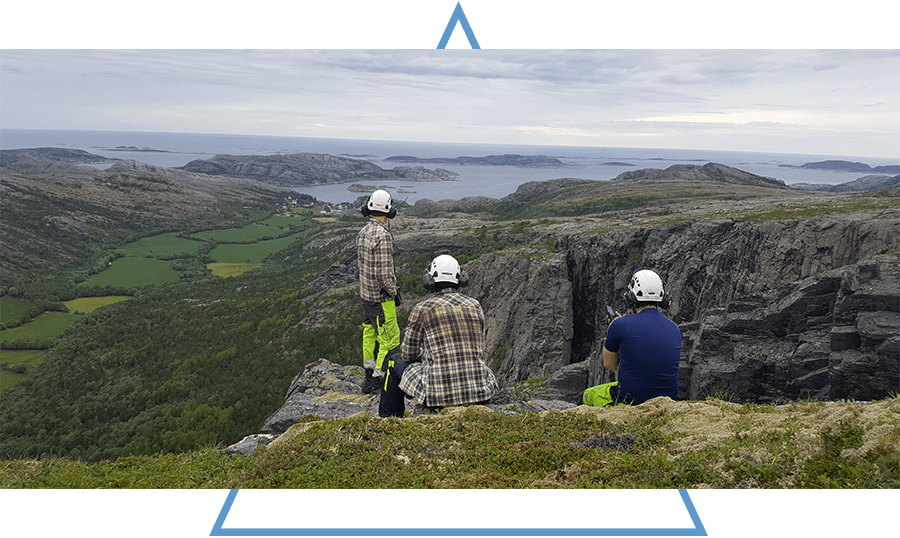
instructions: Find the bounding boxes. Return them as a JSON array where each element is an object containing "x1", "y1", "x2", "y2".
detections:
[
  {"x1": 379, "y1": 254, "x2": 499, "y2": 417},
  {"x1": 581, "y1": 269, "x2": 681, "y2": 407},
  {"x1": 356, "y1": 189, "x2": 401, "y2": 394}
]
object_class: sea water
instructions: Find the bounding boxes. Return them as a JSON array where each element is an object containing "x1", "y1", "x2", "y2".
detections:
[{"x1": 2, "y1": 129, "x2": 896, "y2": 205}]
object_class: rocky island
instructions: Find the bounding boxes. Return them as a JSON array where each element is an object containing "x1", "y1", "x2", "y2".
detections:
[
  {"x1": 178, "y1": 153, "x2": 458, "y2": 187},
  {"x1": 780, "y1": 159, "x2": 900, "y2": 175},
  {"x1": 384, "y1": 154, "x2": 564, "y2": 167}
]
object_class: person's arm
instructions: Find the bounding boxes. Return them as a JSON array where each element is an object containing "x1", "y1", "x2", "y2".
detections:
[
  {"x1": 603, "y1": 318, "x2": 621, "y2": 372},
  {"x1": 603, "y1": 345, "x2": 620, "y2": 372},
  {"x1": 373, "y1": 234, "x2": 398, "y2": 298}
]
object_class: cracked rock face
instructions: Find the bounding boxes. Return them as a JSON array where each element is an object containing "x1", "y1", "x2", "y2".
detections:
[{"x1": 680, "y1": 255, "x2": 899, "y2": 403}]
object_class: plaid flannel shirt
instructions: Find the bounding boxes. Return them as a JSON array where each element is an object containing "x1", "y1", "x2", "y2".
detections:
[
  {"x1": 356, "y1": 219, "x2": 398, "y2": 303},
  {"x1": 399, "y1": 289, "x2": 499, "y2": 407}
]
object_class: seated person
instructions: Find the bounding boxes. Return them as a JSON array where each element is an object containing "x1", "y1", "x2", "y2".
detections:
[
  {"x1": 379, "y1": 255, "x2": 499, "y2": 417},
  {"x1": 582, "y1": 269, "x2": 681, "y2": 407}
]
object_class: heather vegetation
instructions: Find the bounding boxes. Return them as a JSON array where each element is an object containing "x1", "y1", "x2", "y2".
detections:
[{"x1": 3, "y1": 397, "x2": 898, "y2": 488}]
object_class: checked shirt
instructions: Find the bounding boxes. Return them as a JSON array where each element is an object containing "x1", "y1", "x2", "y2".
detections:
[
  {"x1": 399, "y1": 289, "x2": 499, "y2": 407},
  {"x1": 356, "y1": 219, "x2": 398, "y2": 303}
]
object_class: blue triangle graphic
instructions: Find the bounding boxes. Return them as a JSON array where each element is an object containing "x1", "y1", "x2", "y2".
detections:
[{"x1": 437, "y1": 3, "x2": 480, "y2": 49}]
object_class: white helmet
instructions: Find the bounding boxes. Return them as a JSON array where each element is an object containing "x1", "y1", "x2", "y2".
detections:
[
  {"x1": 365, "y1": 189, "x2": 395, "y2": 218},
  {"x1": 626, "y1": 269, "x2": 666, "y2": 305},
  {"x1": 423, "y1": 254, "x2": 469, "y2": 290}
]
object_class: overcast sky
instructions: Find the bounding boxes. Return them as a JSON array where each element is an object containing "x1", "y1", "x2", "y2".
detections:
[{"x1": 1, "y1": 49, "x2": 898, "y2": 158}]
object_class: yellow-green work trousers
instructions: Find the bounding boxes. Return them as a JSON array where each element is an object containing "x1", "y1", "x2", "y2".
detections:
[{"x1": 362, "y1": 298, "x2": 400, "y2": 376}]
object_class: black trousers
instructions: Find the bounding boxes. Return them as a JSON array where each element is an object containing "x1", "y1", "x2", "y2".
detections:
[{"x1": 378, "y1": 352, "x2": 407, "y2": 418}]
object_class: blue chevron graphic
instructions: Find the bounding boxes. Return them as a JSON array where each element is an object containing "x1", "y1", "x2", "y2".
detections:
[
  {"x1": 210, "y1": 489, "x2": 706, "y2": 536},
  {"x1": 437, "y1": 3, "x2": 480, "y2": 49}
]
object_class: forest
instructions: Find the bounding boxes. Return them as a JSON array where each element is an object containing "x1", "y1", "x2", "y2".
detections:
[{"x1": 0, "y1": 191, "x2": 390, "y2": 462}]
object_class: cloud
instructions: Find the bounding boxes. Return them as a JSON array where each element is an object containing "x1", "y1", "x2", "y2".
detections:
[{"x1": 1, "y1": 49, "x2": 897, "y2": 157}]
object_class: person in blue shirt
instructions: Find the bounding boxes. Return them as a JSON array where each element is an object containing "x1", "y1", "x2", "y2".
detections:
[{"x1": 582, "y1": 269, "x2": 681, "y2": 406}]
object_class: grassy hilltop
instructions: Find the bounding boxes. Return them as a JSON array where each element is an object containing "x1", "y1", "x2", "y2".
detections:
[
  {"x1": 1, "y1": 154, "x2": 898, "y2": 488},
  {"x1": 3, "y1": 397, "x2": 899, "y2": 489}
]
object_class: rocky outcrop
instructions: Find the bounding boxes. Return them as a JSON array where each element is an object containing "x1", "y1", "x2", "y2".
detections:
[
  {"x1": 782, "y1": 160, "x2": 900, "y2": 175},
  {"x1": 467, "y1": 248, "x2": 574, "y2": 383},
  {"x1": 310, "y1": 208, "x2": 899, "y2": 401},
  {"x1": 0, "y1": 148, "x2": 121, "y2": 168},
  {"x1": 612, "y1": 163, "x2": 789, "y2": 188},
  {"x1": 679, "y1": 255, "x2": 899, "y2": 403},
  {"x1": 178, "y1": 153, "x2": 456, "y2": 187},
  {"x1": 560, "y1": 210, "x2": 900, "y2": 355},
  {"x1": 384, "y1": 154, "x2": 564, "y2": 167},
  {"x1": 473, "y1": 211, "x2": 900, "y2": 402},
  {"x1": 792, "y1": 175, "x2": 900, "y2": 193},
  {"x1": 179, "y1": 153, "x2": 383, "y2": 186},
  {"x1": 259, "y1": 359, "x2": 379, "y2": 435},
  {"x1": 227, "y1": 358, "x2": 577, "y2": 455},
  {"x1": 388, "y1": 166, "x2": 458, "y2": 181},
  {"x1": 231, "y1": 204, "x2": 899, "y2": 456}
]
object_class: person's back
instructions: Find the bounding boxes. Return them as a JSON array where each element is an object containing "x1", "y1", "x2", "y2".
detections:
[
  {"x1": 582, "y1": 269, "x2": 681, "y2": 408},
  {"x1": 355, "y1": 190, "x2": 400, "y2": 394},
  {"x1": 605, "y1": 307, "x2": 681, "y2": 404},
  {"x1": 399, "y1": 289, "x2": 495, "y2": 408},
  {"x1": 379, "y1": 255, "x2": 498, "y2": 417}
]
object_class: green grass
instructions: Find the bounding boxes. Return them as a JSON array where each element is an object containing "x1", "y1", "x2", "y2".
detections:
[
  {"x1": 63, "y1": 296, "x2": 131, "y2": 314},
  {"x1": 0, "y1": 349, "x2": 46, "y2": 390},
  {"x1": 3, "y1": 397, "x2": 898, "y2": 489},
  {"x1": 118, "y1": 233, "x2": 206, "y2": 258},
  {"x1": 207, "y1": 263, "x2": 261, "y2": 278},
  {"x1": 190, "y1": 223, "x2": 288, "y2": 243},
  {"x1": 81, "y1": 257, "x2": 180, "y2": 289},
  {"x1": 1, "y1": 296, "x2": 32, "y2": 325},
  {"x1": 732, "y1": 198, "x2": 900, "y2": 222},
  {"x1": 209, "y1": 234, "x2": 302, "y2": 264},
  {"x1": 0, "y1": 312, "x2": 81, "y2": 343},
  {"x1": 258, "y1": 214, "x2": 307, "y2": 228}
]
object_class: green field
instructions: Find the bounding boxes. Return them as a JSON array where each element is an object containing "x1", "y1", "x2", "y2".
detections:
[
  {"x1": 258, "y1": 214, "x2": 304, "y2": 228},
  {"x1": 119, "y1": 234, "x2": 205, "y2": 258},
  {"x1": 64, "y1": 296, "x2": 132, "y2": 314},
  {"x1": 190, "y1": 223, "x2": 286, "y2": 243},
  {"x1": 209, "y1": 234, "x2": 301, "y2": 264},
  {"x1": 82, "y1": 257, "x2": 180, "y2": 289},
  {"x1": 0, "y1": 349, "x2": 45, "y2": 391},
  {"x1": 207, "y1": 263, "x2": 261, "y2": 278},
  {"x1": 0, "y1": 296, "x2": 32, "y2": 325},
  {"x1": 0, "y1": 311, "x2": 81, "y2": 343}
]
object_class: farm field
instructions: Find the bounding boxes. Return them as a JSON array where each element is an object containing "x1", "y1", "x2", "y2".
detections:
[
  {"x1": 190, "y1": 223, "x2": 288, "y2": 243},
  {"x1": 0, "y1": 296, "x2": 32, "y2": 325},
  {"x1": 0, "y1": 350, "x2": 45, "y2": 390},
  {"x1": 1, "y1": 210, "x2": 326, "y2": 392},
  {"x1": 119, "y1": 234, "x2": 205, "y2": 257},
  {"x1": 207, "y1": 263, "x2": 260, "y2": 278},
  {"x1": 64, "y1": 296, "x2": 132, "y2": 314},
  {"x1": 0, "y1": 311, "x2": 81, "y2": 343},
  {"x1": 81, "y1": 257, "x2": 180, "y2": 289},
  {"x1": 209, "y1": 234, "x2": 302, "y2": 264}
]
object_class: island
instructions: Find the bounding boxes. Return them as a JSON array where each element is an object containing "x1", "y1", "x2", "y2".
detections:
[{"x1": 383, "y1": 154, "x2": 564, "y2": 167}]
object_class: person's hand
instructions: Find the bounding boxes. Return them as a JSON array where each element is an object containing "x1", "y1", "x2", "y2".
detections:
[
  {"x1": 394, "y1": 290, "x2": 403, "y2": 307},
  {"x1": 605, "y1": 306, "x2": 621, "y2": 324}
]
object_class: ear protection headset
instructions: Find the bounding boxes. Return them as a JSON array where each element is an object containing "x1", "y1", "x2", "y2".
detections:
[
  {"x1": 360, "y1": 204, "x2": 397, "y2": 219},
  {"x1": 361, "y1": 190, "x2": 397, "y2": 219},
  {"x1": 622, "y1": 289, "x2": 671, "y2": 308},
  {"x1": 422, "y1": 269, "x2": 469, "y2": 291}
]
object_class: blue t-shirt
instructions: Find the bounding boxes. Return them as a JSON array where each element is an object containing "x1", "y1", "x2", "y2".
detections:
[{"x1": 604, "y1": 308, "x2": 681, "y2": 405}]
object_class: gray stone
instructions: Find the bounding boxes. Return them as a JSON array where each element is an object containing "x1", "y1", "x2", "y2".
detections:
[{"x1": 830, "y1": 326, "x2": 861, "y2": 351}]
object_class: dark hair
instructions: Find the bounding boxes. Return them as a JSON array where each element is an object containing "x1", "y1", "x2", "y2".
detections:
[{"x1": 432, "y1": 281, "x2": 458, "y2": 292}]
